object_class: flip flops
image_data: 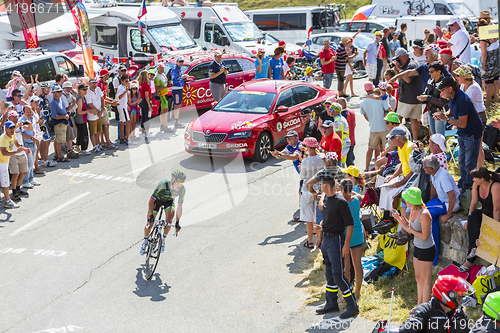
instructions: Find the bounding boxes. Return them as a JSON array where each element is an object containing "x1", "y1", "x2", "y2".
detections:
[{"x1": 303, "y1": 241, "x2": 314, "y2": 249}]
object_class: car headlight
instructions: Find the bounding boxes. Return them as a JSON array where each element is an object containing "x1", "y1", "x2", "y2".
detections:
[
  {"x1": 227, "y1": 130, "x2": 252, "y2": 140},
  {"x1": 185, "y1": 124, "x2": 193, "y2": 136}
]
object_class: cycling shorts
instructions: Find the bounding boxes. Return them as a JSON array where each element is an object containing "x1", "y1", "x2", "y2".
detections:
[{"x1": 151, "y1": 199, "x2": 175, "y2": 214}]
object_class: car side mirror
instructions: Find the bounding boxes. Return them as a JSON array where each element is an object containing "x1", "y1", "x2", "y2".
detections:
[
  {"x1": 185, "y1": 76, "x2": 195, "y2": 82},
  {"x1": 276, "y1": 105, "x2": 288, "y2": 113},
  {"x1": 221, "y1": 36, "x2": 229, "y2": 46}
]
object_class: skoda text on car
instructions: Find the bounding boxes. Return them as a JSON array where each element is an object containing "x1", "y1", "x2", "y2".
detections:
[
  {"x1": 184, "y1": 79, "x2": 336, "y2": 162},
  {"x1": 163, "y1": 52, "x2": 255, "y2": 112}
]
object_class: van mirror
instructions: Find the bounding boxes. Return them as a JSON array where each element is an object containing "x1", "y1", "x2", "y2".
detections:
[
  {"x1": 78, "y1": 65, "x2": 85, "y2": 77},
  {"x1": 275, "y1": 105, "x2": 288, "y2": 113},
  {"x1": 133, "y1": 53, "x2": 154, "y2": 66},
  {"x1": 221, "y1": 36, "x2": 229, "y2": 46}
]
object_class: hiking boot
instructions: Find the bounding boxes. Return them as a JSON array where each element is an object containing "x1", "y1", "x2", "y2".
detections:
[{"x1": 339, "y1": 307, "x2": 359, "y2": 319}]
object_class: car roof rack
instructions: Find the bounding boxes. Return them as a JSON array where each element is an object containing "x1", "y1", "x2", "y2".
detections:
[{"x1": 0, "y1": 47, "x2": 48, "y2": 62}]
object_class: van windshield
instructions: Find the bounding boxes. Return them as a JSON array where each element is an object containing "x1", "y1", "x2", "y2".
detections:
[
  {"x1": 448, "y1": 2, "x2": 475, "y2": 17},
  {"x1": 223, "y1": 22, "x2": 263, "y2": 42},
  {"x1": 148, "y1": 24, "x2": 198, "y2": 51}
]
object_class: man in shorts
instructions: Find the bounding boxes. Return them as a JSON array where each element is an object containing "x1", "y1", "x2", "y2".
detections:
[
  {"x1": 364, "y1": 32, "x2": 383, "y2": 85},
  {"x1": 7, "y1": 111, "x2": 29, "y2": 202},
  {"x1": 171, "y1": 57, "x2": 188, "y2": 129},
  {"x1": 0, "y1": 121, "x2": 29, "y2": 208},
  {"x1": 86, "y1": 79, "x2": 104, "y2": 153},
  {"x1": 154, "y1": 64, "x2": 175, "y2": 133},
  {"x1": 62, "y1": 82, "x2": 78, "y2": 158},
  {"x1": 50, "y1": 85, "x2": 69, "y2": 162},
  {"x1": 140, "y1": 169, "x2": 186, "y2": 255}
]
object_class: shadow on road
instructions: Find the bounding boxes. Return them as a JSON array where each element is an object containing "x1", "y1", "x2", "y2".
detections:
[
  {"x1": 133, "y1": 267, "x2": 171, "y2": 301},
  {"x1": 0, "y1": 210, "x2": 14, "y2": 226},
  {"x1": 258, "y1": 221, "x2": 305, "y2": 247}
]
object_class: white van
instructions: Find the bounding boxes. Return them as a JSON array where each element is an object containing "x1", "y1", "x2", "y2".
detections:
[
  {"x1": 466, "y1": 0, "x2": 498, "y2": 19},
  {"x1": 396, "y1": 15, "x2": 475, "y2": 46},
  {"x1": 87, "y1": 3, "x2": 201, "y2": 63},
  {"x1": 373, "y1": 0, "x2": 475, "y2": 18},
  {"x1": 169, "y1": 4, "x2": 268, "y2": 57},
  {"x1": 245, "y1": 6, "x2": 338, "y2": 46}
]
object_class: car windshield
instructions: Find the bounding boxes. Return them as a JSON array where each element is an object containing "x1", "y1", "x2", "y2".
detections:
[
  {"x1": 265, "y1": 33, "x2": 280, "y2": 43},
  {"x1": 448, "y1": 2, "x2": 475, "y2": 17},
  {"x1": 213, "y1": 90, "x2": 276, "y2": 114},
  {"x1": 163, "y1": 63, "x2": 190, "y2": 74},
  {"x1": 353, "y1": 35, "x2": 372, "y2": 50},
  {"x1": 148, "y1": 24, "x2": 198, "y2": 51},
  {"x1": 224, "y1": 22, "x2": 263, "y2": 42}
]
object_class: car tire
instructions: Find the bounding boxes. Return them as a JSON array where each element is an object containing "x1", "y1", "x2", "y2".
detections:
[{"x1": 253, "y1": 132, "x2": 272, "y2": 163}]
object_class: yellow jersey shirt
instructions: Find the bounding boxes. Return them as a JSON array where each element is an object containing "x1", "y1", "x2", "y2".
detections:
[
  {"x1": 0, "y1": 132, "x2": 14, "y2": 163},
  {"x1": 397, "y1": 140, "x2": 413, "y2": 177}
]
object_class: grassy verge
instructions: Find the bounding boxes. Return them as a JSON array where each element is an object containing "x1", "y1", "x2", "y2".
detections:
[{"x1": 302, "y1": 237, "x2": 483, "y2": 324}]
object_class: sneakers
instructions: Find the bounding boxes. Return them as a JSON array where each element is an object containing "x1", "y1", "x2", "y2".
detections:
[
  {"x1": 4, "y1": 200, "x2": 19, "y2": 209},
  {"x1": 22, "y1": 182, "x2": 34, "y2": 189},
  {"x1": 10, "y1": 194, "x2": 21, "y2": 202},
  {"x1": 339, "y1": 307, "x2": 359, "y2": 319},
  {"x1": 163, "y1": 126, "x2": 175, "y2": 133},
  {"x1": 139, "y1": 243, "x2": 147, "y2": 256},
  {"x1": 79, "y1": 150, "x2": 91, "y2": 156},
  {"x1": 43, "y1": 160, "x2": 57, "y2": 167},
  {"x1": 92, "y1": 146, "x2": 101, "y2": 153},
  {"x1": 67, "y1": 150, "x2": 79, "y2": 159},
  {"x1": 174, "y1": 122, "x2": 185, "y2": 128},
  {"x1": 30, "y1": 180, "x2": 41, "y2": 186},
  {"x1": 161, "y1": 240, "x2": 165, "y2": 253}
]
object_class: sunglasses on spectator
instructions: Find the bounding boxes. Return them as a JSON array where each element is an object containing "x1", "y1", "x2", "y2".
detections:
[
  {"x1": 429, "y1": 69, "x2": 435, "y2": 74},
  {"x1": 16, "y1": 95, "x2": 22, "y2": 97},
  {"x1": 301, "y1": 115, "x2": 309, "y2": 118}
]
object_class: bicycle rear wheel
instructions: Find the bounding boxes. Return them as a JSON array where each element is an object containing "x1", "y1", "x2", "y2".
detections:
[{"x1": 145, "y1": 234, "x2": 162, "y2": 280}]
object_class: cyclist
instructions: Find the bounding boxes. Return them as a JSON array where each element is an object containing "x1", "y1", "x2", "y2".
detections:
[
  {"x1": 471, "y1": 291, "x2": 500, "y2": 332},
  {"x1": 140, "y1": 169, "x2": 186, "y2": 255}
]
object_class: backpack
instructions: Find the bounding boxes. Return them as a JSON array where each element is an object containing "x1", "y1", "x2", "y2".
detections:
[{"x1": 468, "y1": 63, "x2": 483, "y2": 89}]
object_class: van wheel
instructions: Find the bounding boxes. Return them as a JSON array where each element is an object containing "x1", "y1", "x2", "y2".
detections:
[{"x1": 253, "y1": 132, "x2": 272, "y2": 163}]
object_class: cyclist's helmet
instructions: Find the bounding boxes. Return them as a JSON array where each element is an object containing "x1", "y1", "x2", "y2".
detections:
[
  {"x1": 171, "y1": 169, "x2": 186, "y2": 182},
  {"x1": 433, "y1": 275, "x2": 475, "y2": 309},
  {"x1": 484, "y1": 291, "x2": 500, "y2": 320}
]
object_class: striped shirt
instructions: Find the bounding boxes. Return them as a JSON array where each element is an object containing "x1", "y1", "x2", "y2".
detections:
[{"x1": 334, "y1": 44, "x2": 348, "y2": 71}]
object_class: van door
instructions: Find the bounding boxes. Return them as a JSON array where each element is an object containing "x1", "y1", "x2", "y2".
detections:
[{"x1": 129, "y1": 27, "x2": 158, "y2": 56}]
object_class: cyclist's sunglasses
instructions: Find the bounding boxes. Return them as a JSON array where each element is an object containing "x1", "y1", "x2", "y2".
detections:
[{"x1": 175, "y1": 181, "x2": 185, "y2": 185}]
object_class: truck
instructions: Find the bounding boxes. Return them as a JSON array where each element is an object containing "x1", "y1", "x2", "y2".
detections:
[{"x1": 373, "y1": 0, "x2": 476, "y2": 18}]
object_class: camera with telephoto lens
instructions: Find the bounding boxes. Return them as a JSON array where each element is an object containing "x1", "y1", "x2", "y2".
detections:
[
  {"x1": 388, "y1": 57, "x2": 401, "y2": 69},
  {"x1": 40, "y1": 110, "x2": 49, "y2": 119}
]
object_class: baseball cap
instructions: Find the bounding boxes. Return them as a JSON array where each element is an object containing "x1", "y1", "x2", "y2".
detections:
[
  {"x1": 158, "y1": 63, "x2": 165, "y2": 68},
  {"x1": 384, "y1": 112, "x2": 400, "y2": 124},
  {"x1": 300, "y1": 107, "x2": 312, "y2": 115},
  {"x1": 303, "y1": 137, "x2": 318, "y2": 148},
  {"x1": 12, "y1": 70, "x2": 22, "y2": 77},
  {"x1": 394, "y1": 47, "x2": 408, "y2": 58},
  {"x1": 325, "y1": 97, "x2": 335, "y2": 104},
  {"x1": 437, "y1": 76, "x2": 458, "y2": 90},
  {"x1": 323, "y1": 151, "x2": 339, "y2": 161},
  {"x1": 341, "y1": 36, "x2": 351, "y2": 44},
  {"x1": 99, "y1": 68, "x2": 109, "y2": 77},
  {"x1": 284, "y1": 130, "x2": 298, "y2": 137},
  {"x1": 258, "y1": 47, "x2": 265, "y2": 53},
  {"x1": 4, "y1": 102, "x2": 14, "y2": 108},
  {"x1": 378, "y1": 82, "x2": 388, "y2": 90},
  {"x1": 177, "y1": 56, "x2": 184, "y2": 62},
  {"x1": 278, "y1": 40, "x2": 286, "y2": 46},
  {"x1": 388, "y1": 126, "x2": 407, "y2": 139},
  {"x1": 214, "y1": 50, "x2": 223, "y2": 56},
  {"x1": 40, "y1": 82, "x2": 50, "y2": 88},
  {"x1": 62, "y1": 81, "x2": 73, "y2": 88},
  {"x1": 437, "y1": 40, "x2": 447, "y2": 49},
  {"x1": 342, "y1": 165, "x2": 360, "y2": 178},
  {"x1": 402, "y1": 187, "x2": 423, "y2": 205},
  {"x1": 148, "y1": 68, "x2": 156, "y2": 75},
  {"x1": 329, "y1": 102, "x2": 342, "y2": 113},
  {"x1": 118, "y1": 65, "x2": 127, "y2": 71},
  {"x1": 78, "y1": 83, "x2": 88, "y2": 90},
  {"x1": 28, "y1": 95, "x2": 40, "y2": 103},
  {"x1": 424, "y1": 44, "x2": 440, "y2": 53},
  {"x1": 364, "y1": 82, "x2": 375, "y2": 91},
  {"x1": 4, "y1": 121, "x2": 15, "y2": 129},
  {"x1": 374, "y1": 31, "x2": 382, "y2": 37},
  {"x1": 447, "y1": 16, "x2": 461, "y2": 26},
  {"x1": 88, "y1": 78, "x2": 97, "y2": 84},
  {"x1": 413, "y1": 39, "x2": 425, "y2": 48},
  {"x1": 305, "y1": 67, "x2": 313, "y2": 74},
  {"x1": 439, "y1": 48, "x2": 453, "y2": 56},
  {"x1": 52, "y1": 85, "x2": 63, "y2": 92},
  {"x1": 7, "y1": 110, "x2": 18, "y2": 118},
  {"x1": 430, "y1": 133, "x2": 446, "y2": 152},
  {"x1": 393, "y1": 30, "x2": 400, "y2": 36},
  {"x1": 321, "y1": 120, "x2": 334, "y2": 128}
]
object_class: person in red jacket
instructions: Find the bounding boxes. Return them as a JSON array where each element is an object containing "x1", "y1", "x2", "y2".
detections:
[{"x1": 319, "y1": 120, "x2": 342, "y2": 159}]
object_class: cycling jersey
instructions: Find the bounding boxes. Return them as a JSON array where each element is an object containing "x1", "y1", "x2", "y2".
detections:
[
  {"x1": 333, "y1": 115, "x2": 351, "y2": 149},
  {"x1": 151, "y1": 179, "x2": 185, "y2": 205}
]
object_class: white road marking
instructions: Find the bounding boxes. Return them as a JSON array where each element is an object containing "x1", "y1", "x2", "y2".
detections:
[{"x1": 10, "y1": 192, "x2": 91, "y2": 236}]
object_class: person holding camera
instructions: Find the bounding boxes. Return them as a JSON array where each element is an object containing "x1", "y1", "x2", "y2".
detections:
[
  {"x1": 255, "y1": 48, "x2": 270, "y2": 80},
  {"x1": 208, "y1": 51, "x2": 228, "y2": 102}
]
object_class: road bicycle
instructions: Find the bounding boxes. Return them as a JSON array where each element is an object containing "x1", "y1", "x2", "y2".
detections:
[{"x1": 144, "y1": 206, "x2": 178, "y2": 280}]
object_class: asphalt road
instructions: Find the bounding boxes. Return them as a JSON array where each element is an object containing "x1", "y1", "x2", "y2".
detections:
[{"x1": 0, "y1": 78, "x2": 374, "y2": 333}]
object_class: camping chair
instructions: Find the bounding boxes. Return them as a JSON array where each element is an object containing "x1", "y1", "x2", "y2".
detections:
[{"x1": 445, "y1": 129, "x2": 459, "y2": 167}]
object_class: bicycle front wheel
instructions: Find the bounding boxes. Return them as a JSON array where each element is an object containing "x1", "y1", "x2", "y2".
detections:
[{"x1": 145, "y1": 234, "x2": 162, "y2": 280}]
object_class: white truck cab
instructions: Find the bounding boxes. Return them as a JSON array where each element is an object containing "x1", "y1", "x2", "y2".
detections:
[
  {"x1": 169, "y1": 4, "x2": 266, "y2": 57},
  {"x1": 87, "y1": 2, "x2": 201, "y2": 63}
]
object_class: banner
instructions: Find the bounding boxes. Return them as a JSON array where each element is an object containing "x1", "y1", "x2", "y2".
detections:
[
  {"x1": 14, "y1": 0, "x2": 38, "y2": 49},
  {"x1": 476, "y1": 214, "x2": 500, "y2": 264},
  {"x1": 70, "y1": 1, "x2": 94, "y2": 79}
]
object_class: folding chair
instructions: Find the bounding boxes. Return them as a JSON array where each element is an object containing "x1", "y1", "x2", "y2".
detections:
[{"x1": 445, "y1": 129, "x2": 459, "y2": 167}]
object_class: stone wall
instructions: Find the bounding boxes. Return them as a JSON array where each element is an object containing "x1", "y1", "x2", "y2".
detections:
[{"x1": 437, "y1": 213, "x2": 491, "y2": 270}]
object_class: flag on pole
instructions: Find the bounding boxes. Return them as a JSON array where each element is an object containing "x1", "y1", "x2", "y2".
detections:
[
  {"x1": 138, "y1": 21, "x2": 145, "y2": 34},
  {"x1": 350, "y1": 4, "x2": 377, "y2": 26},
  {"x1": 138, "y1": 0, "x2": 147, "y2": 19}
]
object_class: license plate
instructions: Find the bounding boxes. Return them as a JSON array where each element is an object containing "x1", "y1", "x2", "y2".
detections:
[{"x1": 197, "y1": 143, "x2": 217, "y2": 149}]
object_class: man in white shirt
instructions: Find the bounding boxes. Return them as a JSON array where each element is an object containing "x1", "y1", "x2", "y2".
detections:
[
  {"x1": 434, "y1": 16, "x2": 471, "y2": 64},
  {"x1": 409, "y1": 39, "x2": 426, "y2": 66},
  {"x1": 7, "y1": 111, "x2": 28, "y2": 202},
  {"x1": 86, "y1": 79, "x2": 104, "y2": 153},
  {"x1": 117, "y1": 74, "x2": 132, "y2": 144}
]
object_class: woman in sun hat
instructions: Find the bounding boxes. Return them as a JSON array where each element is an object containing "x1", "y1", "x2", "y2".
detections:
[{"x1": 393, "y1": 187, "x2": 435, "y2": 308}]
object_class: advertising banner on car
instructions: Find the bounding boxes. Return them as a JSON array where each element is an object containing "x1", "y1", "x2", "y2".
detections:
[
  {"x1": 69, "y1": 1, "x2": 94, "y2": 78},
  {"x1": 14, "y1": 0, "x2": 38, "y2": 49}
]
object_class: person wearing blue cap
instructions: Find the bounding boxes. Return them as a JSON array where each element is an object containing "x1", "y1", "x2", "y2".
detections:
[{"x1": 0, "y1": 121, "x2": 29, "y2": 208}]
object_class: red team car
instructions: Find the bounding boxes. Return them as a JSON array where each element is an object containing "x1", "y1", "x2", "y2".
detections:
[{"x1": 184, "y1": 79, "x2": 336, "y2": 162}]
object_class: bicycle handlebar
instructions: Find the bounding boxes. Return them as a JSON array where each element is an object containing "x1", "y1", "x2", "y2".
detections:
[{"x1": 156, "y1": 219, "x2": 179, "y2": 236}]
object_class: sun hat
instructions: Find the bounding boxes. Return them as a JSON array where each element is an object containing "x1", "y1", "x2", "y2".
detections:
[
  {"x1": 364, "y1": 82, "x2": 375, "y2": 91},
  {"x1": 148, "y1": 68, "x2": 156, "y2": 75},
  {"x1": 430, "y1": 133, "x2": 446, "y2": 152},
  {"x1": 378, "y1": 82, "x2": 388, "y2": 90},
  {"x1": 384, "y1": 112, "x2": 400, "y2": 124},
  {"x1": 342, "y1": 165, "x2": 360, "y2": 178},
  {"x1": 478, "y1": 10, "x2": 493, "y2": 19},
  {"x1": 52, "y1": 85, "x2": 63, "y2": 92},
  {"x1": 303, "y1": 137, "x2": 318, "y2": 148},
  {"x1": 453, "y1": 65, "x2": 474, "y2": 80},
  {"x1": 341, "y1": 36, "x2": 351, "y2": 44},
  {"x1": 323, "y1": 151, "x2": 339, "y2": 161},
  {"x1": 62, "y1": 81, "x2": 73, "y2": 88},
  {"x1": 403, "y1": 187, "x2": 423, "y2": 205}
]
